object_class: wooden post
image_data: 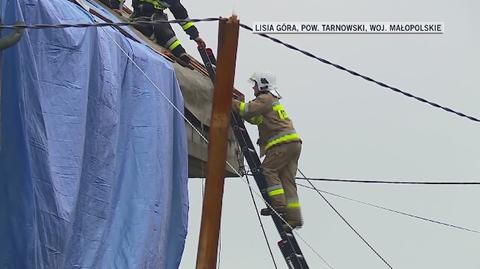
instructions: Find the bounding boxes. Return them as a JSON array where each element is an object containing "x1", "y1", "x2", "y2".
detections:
[{"x1": 195, "y1": 15, "x2": 239, "y2": 269}]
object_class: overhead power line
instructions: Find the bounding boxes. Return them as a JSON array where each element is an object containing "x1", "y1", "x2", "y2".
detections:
[
  {"x1": 297, "y1": 182, "x2": 480, "y2": 234},
  {"x1": 0, "y1": 18, "x2": 224, "y2": 29},
  {"x1": 296, "y1": 176, "x2": 480, "y2": 185},
  {"x1": 246, "y1": 173, "x2": 480, "y2": 185},
  {"x1": 4, "y1": 19, "x2": 478, "y2": 123},
  {"x1": 239, "y1": 23, "x2": 480, "y2": 124}
]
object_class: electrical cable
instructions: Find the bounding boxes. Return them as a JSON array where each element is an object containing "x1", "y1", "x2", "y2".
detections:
[
  {"x1": 4, "y1": 18, "x2": 477, "y2": 123},
  {"x1": 0, "y1": 18, "x2": 225, "y2": 29},
  {"x1": 233, "y1": 163, "x2": 334, "y2": 269},
  {"x1": 298, "y1": 169, "x2": 393, "y2": 269},
  {"x1": 296, "y1": 182, "x2": 480, "y2": 234},
  {"x1": 238, "y1": 23, "x2": 480, "y2": 124},
  {"x1": 296, "y1": 176, "x2": 480, "y2": 185},
  {"x1": 245, "y1": 173, "x2": 278, "y2": 269}
]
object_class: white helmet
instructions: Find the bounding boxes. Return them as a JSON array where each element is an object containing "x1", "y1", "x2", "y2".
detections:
[{"x1": 249, "y1": 71, "x2": 277, "y2": 91}]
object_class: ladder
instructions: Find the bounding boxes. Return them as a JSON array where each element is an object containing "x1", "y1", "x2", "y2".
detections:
[{"x1": 198, "y1": 47, "x2": 309, "y2": 269}]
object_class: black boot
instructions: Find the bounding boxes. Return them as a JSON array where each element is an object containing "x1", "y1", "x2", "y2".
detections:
[
  {"x1": 260, "y1": 207, "x2": 285, "y2": 216},
  {"x1": 170, "y1": 45, "x2": 191, "y2": 67},
  {"x1": 178, "y1": 53, "x2": 191, "y2": 66},
  {"x1": 260, "y1": 207, "x2": 272, "y2": 216}
]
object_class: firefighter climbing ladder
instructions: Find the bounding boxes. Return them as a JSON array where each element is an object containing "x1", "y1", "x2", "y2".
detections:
[{"x1": 198, "y1": 47, "x2": 309, "y2": 269}]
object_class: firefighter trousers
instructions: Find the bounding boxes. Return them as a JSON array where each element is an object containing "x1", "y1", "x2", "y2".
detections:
[
  {"x1": 261, "y1": 141, "x2": 303, "y2": 226},
  {"x1": 131, "y1": 4, "x2": 187, "y2": 58}
]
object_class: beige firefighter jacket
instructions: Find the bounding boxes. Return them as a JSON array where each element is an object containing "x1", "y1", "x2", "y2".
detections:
[{"x1": 232, "y1": 92, "x2": 301, "y2": 156}]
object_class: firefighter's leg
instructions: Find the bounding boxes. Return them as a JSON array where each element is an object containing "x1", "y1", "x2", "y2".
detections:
[
  {"x1": 261, "y1": 145, "x2": 288, "y2": 215},
  {"x1": 131, "y1": 3, "x2": 154, "y2": 38},
  {"x1": 152, "y1": 11, "x2": 190, "y2": 64},
  {"x1": 279, "y1": 142, "x2": 303, "y2": 228},
  {"x1": 108, "y1": 0, "x2": 120, "y2": 9}
]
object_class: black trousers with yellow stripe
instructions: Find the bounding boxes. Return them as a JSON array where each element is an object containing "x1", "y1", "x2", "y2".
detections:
[{"x1": 132, "y1": 3, "x2": 186, "y2": 58}]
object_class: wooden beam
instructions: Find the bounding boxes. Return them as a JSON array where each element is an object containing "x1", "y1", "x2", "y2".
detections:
[{"x1": 195, "y1": 15, "x2": 239, "y2": 269}]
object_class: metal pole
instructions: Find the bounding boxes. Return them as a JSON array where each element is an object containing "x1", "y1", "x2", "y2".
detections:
[{"x1": 195, "y1": 15, "x2": 239, "y2": 269}]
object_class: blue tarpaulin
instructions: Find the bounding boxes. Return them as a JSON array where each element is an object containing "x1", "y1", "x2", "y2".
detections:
[{"x1": 0, "y1": 0, "x2": 189, "y2": 268}]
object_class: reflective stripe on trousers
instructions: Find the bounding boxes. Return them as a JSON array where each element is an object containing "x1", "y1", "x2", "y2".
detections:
[
  {"x1": 165, "y1": 36, "x2": 181, "y2": 51},
  {"x1": 266, "y1": 184, "x2": 284, "y2": 197}
]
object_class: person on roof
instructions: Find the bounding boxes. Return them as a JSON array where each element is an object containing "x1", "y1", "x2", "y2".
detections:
[
  {"x1": 111, "y1": 0, "x2": 205, "y2": 66},
  {"x1": 232, "y1": 72, "x2": 303, "y2": 231}
]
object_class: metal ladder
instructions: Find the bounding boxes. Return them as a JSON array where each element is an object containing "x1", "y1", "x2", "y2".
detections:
[{"x1": 198, "y1": 47, "x2": 309, "y2": 269}]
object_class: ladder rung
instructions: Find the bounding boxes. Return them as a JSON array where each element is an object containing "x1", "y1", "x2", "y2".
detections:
[
  {"x1": 286, "y1": 233, "x2": 296, "y2": 239},
  {"x1": 242, "y1": 147, "x2": 256, "y2": 153},
  {"x1": 233, "y1": 125, "x2": 246, "y2": 132}
]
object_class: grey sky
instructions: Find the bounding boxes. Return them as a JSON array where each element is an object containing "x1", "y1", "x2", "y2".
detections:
[{"x1": 130, "y1": 0, "x2": 480, "y2": 268}]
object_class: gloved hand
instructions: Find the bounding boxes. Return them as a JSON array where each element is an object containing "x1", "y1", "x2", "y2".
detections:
[{"x1": 195, "y1": 37, "x2": 206, "y2": 49}]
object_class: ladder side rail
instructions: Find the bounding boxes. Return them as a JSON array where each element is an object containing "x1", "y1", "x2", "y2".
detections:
[{"x1": 198, "y1": 49, "x2": 217, "y2": 83}]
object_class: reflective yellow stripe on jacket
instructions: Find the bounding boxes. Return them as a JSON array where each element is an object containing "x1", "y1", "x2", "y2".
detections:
[
  {"x1": 182, "y1": 22, "x2": 194, "y2": 30},
  {"x1": 239, "y1": 102, "x2": 246, "y2": 117},
  {"x1": 265, "y1": 130, "x2": 301, "y2": 151}
]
